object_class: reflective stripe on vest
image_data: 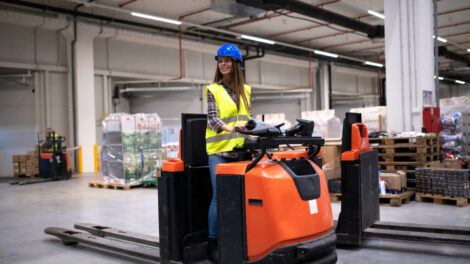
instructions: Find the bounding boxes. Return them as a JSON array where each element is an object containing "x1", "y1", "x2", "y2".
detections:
[
  {"x1": 206, "y1": 115, "x2": 250, "y2": 131},
  {"x1": 205, "y1": 83, "x2": 251, "y2": 155}
]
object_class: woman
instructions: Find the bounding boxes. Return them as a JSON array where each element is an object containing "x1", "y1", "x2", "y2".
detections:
[{"x1": 205, "y1": 43, "x2": 251, "y2": 261}]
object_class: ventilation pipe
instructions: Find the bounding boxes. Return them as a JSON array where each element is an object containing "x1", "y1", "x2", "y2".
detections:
[
  {"x1": 237, "y1": 0, "x2": 384, "y2": 38},
  {"x1": 438, "y1": 46, "x2": 470, "y2": 66}
]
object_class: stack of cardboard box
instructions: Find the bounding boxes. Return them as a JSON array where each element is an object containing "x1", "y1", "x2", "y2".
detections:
[
  {"x1": 12, "y1": 146, "x2": 39, "y2": 178},
  {"x1": 380, "y1": 170, "x2": 407, "y2": 194}
]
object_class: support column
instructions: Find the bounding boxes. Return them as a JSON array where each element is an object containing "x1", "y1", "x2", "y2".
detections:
[
  {"x1": 44, "y1": 70, "x2": 51, "y2": 128},
  {"x1": 103, "y1": 74, "x2": 109, "y2": 118},
  {"x1": 385, "y1": 0, "x2": 435, "y2": 132},
  {"x1": 317, "y1": 62, "x2": 330, "y2": 110},
  {"x1": 75, "y1": 22, "x2": 98, "y2": 173}
]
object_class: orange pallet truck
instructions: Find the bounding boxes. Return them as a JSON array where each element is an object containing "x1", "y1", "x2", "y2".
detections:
[
  {"x1": 44, "y1": 113, "x2": 337, "y2": 263},
  {"x1": 335, "y1": 112, "x2": 470, "y2": 247},
  {"x1": 159, "y1": 114, "x2": 337, "y2": 263},
  {"x1": 11, "y1": 131, "x2": 72, "y2": 185}
]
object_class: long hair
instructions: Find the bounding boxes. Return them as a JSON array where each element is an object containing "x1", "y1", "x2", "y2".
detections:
[{"x1": 213, "y1": 59, "x2": 249, "y2": 111}]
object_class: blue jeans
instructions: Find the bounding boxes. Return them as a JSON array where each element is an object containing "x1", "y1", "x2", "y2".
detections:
[{"x1": 208, "y1": 154, "x2": 238, "y2": 239}]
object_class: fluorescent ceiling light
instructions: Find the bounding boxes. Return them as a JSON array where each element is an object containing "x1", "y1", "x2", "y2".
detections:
[
  {"x1": 368, "y1": 10, "x2": 385, "y2": 20},
  {"x1": 438, "y1": 76, "x2": 444, "y2": 80},
  {"x1": 314, "y1": 50, "x2": 339, "y2": 58},
  {"x1": 241, "y1": 35, "x2": 275, "y2": 45},
  {"x1": 433, "y1": 35, "x2": 447, "y2": 43},
  {"x1": 437, "y1": 37, "x2": 447, "y2": 43},
  {"x1": 455, "y1": 80, "x2": 465, "y2": 84},
  {"x1": 364, "y1": 61, "x2": 384, "y2": 67},
  {"x1": 131, "y1": 12, "x2": 181, "y2": 25}
]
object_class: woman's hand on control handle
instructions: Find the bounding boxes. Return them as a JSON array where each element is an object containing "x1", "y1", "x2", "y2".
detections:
[
  {"x1": 222, "y1": 123, "x2": 246, "y2": 133},
  {"x1": 233, "y1": 123, "x2": 246, "y2": 132}
]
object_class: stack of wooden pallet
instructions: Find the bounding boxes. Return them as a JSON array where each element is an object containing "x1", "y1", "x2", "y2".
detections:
[{"x1": 370, "y1": 136, "x2": 440, "y2": 171}]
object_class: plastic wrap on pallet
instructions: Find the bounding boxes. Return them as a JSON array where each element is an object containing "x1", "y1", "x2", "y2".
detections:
[
  {"x1": 440, "y1": 96, "x2": 470, "y2": 157},
  {"x1": 415, "y1": 168, "x2": 470, "y2": 198},
  {"x1": 101, "y1": 113, "x2": 163, "y2": 186},
  {"x1": 161, "y1": 126, "x2": 180, "y2": 159}
]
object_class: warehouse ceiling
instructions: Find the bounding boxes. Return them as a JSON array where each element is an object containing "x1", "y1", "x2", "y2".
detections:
[{"x1": 1, "y1": 0, "x2": 469, "y2": 82}]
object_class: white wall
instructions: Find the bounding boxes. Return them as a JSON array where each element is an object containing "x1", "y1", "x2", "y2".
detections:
[
  {"x1": 0, "y1": 76, "x2": 36, "y2": 176},
  {"x1": 332, "y1": 71, "x2": 379, "y2": 120},
  {"x1": 48, "y1": 72, "x2": 69, "y2": 138},
  {"x1": 130, "y1": 89, "x2": 204, "y2": 127}
]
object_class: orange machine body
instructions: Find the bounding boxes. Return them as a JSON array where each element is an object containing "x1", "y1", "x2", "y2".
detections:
[
  {"x1": 217, "y1": 150, "x2": 334, "y2": 261},
  {"x1": 341, "y1": 123, "x2": 372, "y2": 161}
]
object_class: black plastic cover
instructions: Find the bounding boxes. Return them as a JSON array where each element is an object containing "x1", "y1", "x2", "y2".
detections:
[
  {"x1": 248, "y1": 230, "x2": 337, "y2": 264},
  {"x1": 217, "y1": 174, "x2": 246, "y2": 264},
  {"x1": 341, "y1": 112, "x2": 362, "y2": 153},
  {"x1": 278, "y1": 159, "x2": 321, "y2": 201},
  {"x1": 336, "y1": 150, "x2": 379, "y2": 246},
  {"x1": 181, "y1": 113, "x2": 208, "y2": 167}
]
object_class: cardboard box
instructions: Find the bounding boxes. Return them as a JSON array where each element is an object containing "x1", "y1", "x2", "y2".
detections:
[
  {"x1": 13, "y1": 162, "x2": 20, "y2": 175},
  {"x1": 444, "y1": 159, "x2": 462, "y2": 169},
  {"x1": 381, "y1": 172, "x2": 402, "y2": 193},
  {"x1": 323, "y1": 166, "x2": 341, "y2": 181},
  {"x1": 321, "y1": 145, "x2": 342, "y2": 166},
  {"x1": 19, "y1": 155, "x2": 27, "y2": 162},
  {"x1": 321, "y1": 145, "x2": 342, "y2": 180},
  {"x1": 396, "y1": 170, "x2": 407, "y2": 190},
  {"x1": 13, "y1": 155, "x2": 19, "y2": 162},
  {"x1": 425, "y1": 160, "x2": 443, "y2": 168}
]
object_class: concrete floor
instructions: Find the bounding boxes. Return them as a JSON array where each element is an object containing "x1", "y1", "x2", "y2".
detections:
[{"x1": 1, "y1": 173, "x2": 470, "y2": 264}]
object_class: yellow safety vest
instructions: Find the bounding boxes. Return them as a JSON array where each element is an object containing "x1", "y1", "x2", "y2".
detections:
[
  {"x1": 205, "y1": 83, "x2": 251, "y2": 155},
  {"x1": 47, "y1": 134, "x2": 59, "y2": 152}
]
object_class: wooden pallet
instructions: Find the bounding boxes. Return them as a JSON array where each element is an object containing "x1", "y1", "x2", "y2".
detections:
[
  {"x1": 379, "y1": 191, "x2": 414, "y2": 207},
  {"x1": 415, "y1": 192, "x2": 469, "y2": 207},
  {"x1": 329, "y1": 191, "x2": 414, "y2": 207},
  {"x1": 88, "y1": 181, "x2": 141, "y2": 190},
  {"x1": 329, "y1": 193, "x2": 342, "y2": 202},
  {"x1": 370, "y1": 136, "x2": 439, "y2": 170}
]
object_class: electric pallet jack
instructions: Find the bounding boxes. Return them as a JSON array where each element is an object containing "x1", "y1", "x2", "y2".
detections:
[
  {"x1": 11, "y1": 131, "x2": 72, "y2": 185},
  {"x1": 335, "y1": 112, "x2": 470, "y2": 247},
  {"x1": 44, "y1": 113, "x2": 337, "y2": 263}
]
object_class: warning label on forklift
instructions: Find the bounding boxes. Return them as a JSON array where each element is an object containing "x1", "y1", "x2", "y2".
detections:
[{"x1": 308, "y1": 199, "x2": 318, "y2": 214}]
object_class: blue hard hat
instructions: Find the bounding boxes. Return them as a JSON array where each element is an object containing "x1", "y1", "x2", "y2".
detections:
[{"x1": 215, "y1": 43, "x2": 242, "y2": 62}]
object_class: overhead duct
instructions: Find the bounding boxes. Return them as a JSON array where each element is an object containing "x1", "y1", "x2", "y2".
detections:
[
  {"x1": 211, "y1": 0, "x2": 264, "y2": 18},
  {"x1": 438, "y1": 46, "x2": 470, "y2": 66},
  {"x1": 237, "y1": 0, "x2": 384, "y2": 38},
  {"x1": 252, "y1": 94, "x2": 309, "y2": 101},
  {"x1": 120, "y1": 86, "x2": 197, "y2": 93}
]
